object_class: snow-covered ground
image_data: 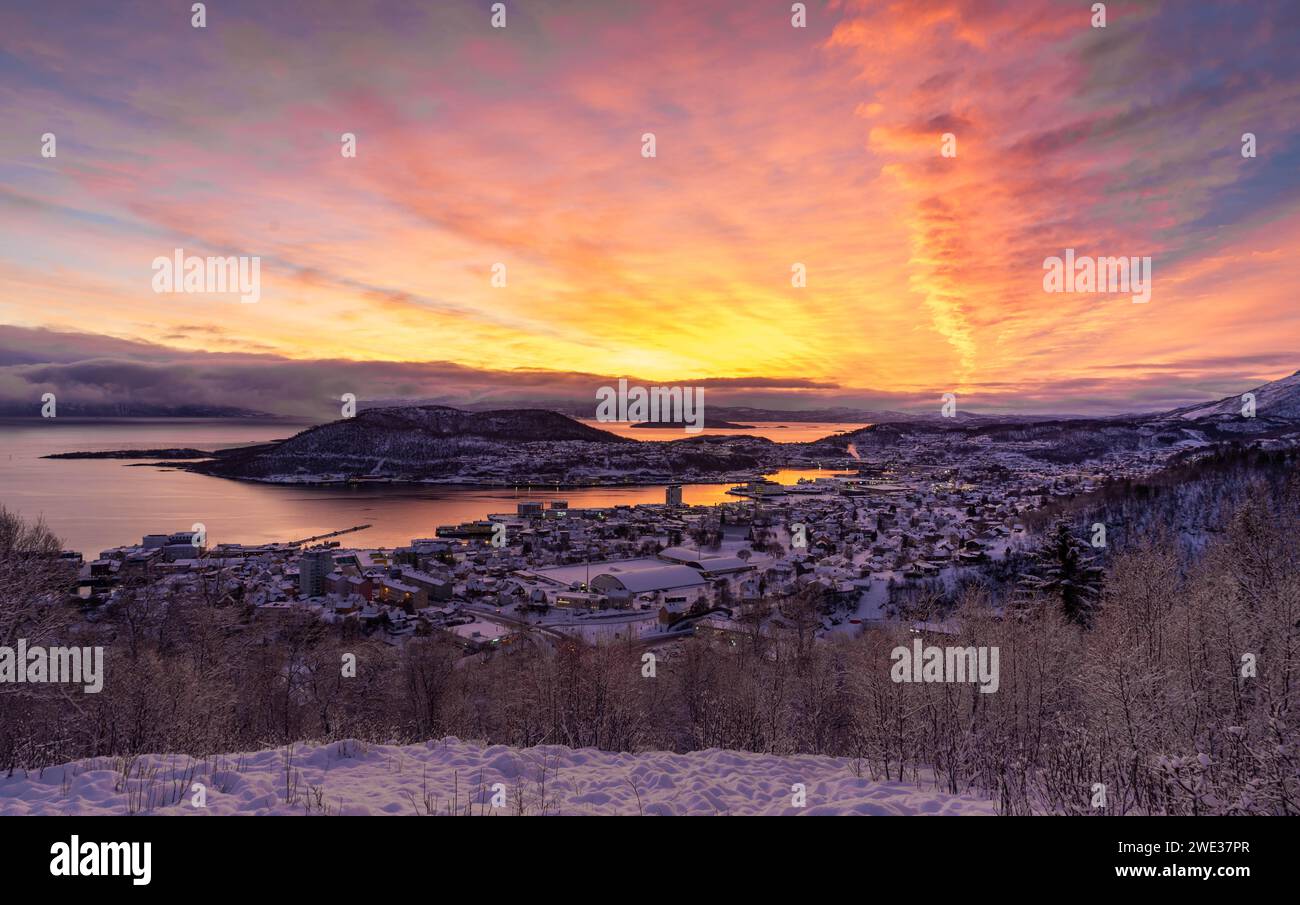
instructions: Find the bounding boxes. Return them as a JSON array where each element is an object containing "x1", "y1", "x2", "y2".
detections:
[{"x1": 0, "y1": 738, "x2": 996, "y2": 816}]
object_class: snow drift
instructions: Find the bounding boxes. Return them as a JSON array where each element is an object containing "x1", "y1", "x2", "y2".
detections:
[{"x1": 0, "y1": 738, "x2": 996, "y2": 816}]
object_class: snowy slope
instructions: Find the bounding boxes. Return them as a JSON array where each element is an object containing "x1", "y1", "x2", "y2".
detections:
[
  {"x1": 0, "y1": 738, "x2": 996, "y2": 816},
  {"x1": 1172, "y1": 370, "x2": 1300, "y2": 420}
]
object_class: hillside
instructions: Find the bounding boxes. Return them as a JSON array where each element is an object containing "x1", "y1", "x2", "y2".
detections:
[
  {"x1": 1169, "y1": 369, "x2": 1300, "y2": 421},
  {"x1": 807, "y1": 369, "x2": 1300, "y2": 464},
  {"x1": 156, "y1": 370, "x2": 1300, "y2": 480},
  {"x1": 189, "y1": 405, "x2": 784, "y2": 483},
  {"x1": 0, "y1": 737, "x2": 996, "y2": 816}
]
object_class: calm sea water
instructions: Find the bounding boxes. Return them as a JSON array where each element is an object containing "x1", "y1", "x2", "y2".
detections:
[{"x1": 0, "y1": 419, "x2": 856, "y2": 556}]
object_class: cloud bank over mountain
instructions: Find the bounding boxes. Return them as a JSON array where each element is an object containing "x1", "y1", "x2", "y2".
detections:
[{"x1": 0, "y1": 326, "x2": 1288, "y2": 419}]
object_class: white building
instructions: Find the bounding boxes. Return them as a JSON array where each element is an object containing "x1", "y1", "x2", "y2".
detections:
[{"x1": 298, "y1": 549, "x2": 335, "y2": 598}]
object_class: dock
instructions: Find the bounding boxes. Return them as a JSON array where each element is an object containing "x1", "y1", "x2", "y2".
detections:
[{"x1": 287, "y1": 524, "x2": 372, "y2": 546}]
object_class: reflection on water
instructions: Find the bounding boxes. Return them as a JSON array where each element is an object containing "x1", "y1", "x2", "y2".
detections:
[{"x1": 0, "y1": 419, "x2": 860, "y2": 556}]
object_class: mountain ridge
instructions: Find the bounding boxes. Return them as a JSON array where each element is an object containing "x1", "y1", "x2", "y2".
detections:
[{"x1": 50, "y1": 370, "x2": 1300, "y2": 482}]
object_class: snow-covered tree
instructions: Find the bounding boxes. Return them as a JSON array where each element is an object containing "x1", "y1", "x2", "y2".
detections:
[{"x1": 1019, "y1": 520, "x2": 1104, "y2": 626}]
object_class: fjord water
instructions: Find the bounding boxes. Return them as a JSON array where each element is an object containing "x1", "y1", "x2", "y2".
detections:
[{"x1": 0, "y1": 419, "x2": 856, "y2": 557}]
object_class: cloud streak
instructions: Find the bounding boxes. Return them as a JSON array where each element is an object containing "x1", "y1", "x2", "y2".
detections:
[{"x1": 0, "y1": 0, "x2": 1297, "y2": 413}]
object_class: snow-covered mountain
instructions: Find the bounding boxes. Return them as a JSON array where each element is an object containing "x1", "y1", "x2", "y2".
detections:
[
  {"x1": 166, "y1": 369, "x2": 1300, "y2": 482},
  {"x1": 188, "y1": 404, "x2": 782, "y2": 483},
  {"x1": 1169, "y1": 370, "x2": 1300, "y2": 421},
  {"x1": 190, "y1": 405, "x2": 628, "y2": 481}
]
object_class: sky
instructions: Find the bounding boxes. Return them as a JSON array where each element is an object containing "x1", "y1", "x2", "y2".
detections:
[{"x1": 1, "y1": 0, "x2": 1299, "y2": 418}]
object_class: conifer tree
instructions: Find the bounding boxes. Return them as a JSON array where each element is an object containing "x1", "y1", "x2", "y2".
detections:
[{"x1": 1019, "y1": 520, "x2": 1104, "y2": 626}]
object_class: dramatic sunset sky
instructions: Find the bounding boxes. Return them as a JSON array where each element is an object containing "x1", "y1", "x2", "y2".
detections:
[{"x1": 1, "y1": 0, "x2": 1298, "y2": 417}]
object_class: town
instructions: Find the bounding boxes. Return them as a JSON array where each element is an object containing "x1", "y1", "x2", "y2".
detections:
[{"x1": 66, "y1": 421, "x2": 1199, "y2": 657}]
